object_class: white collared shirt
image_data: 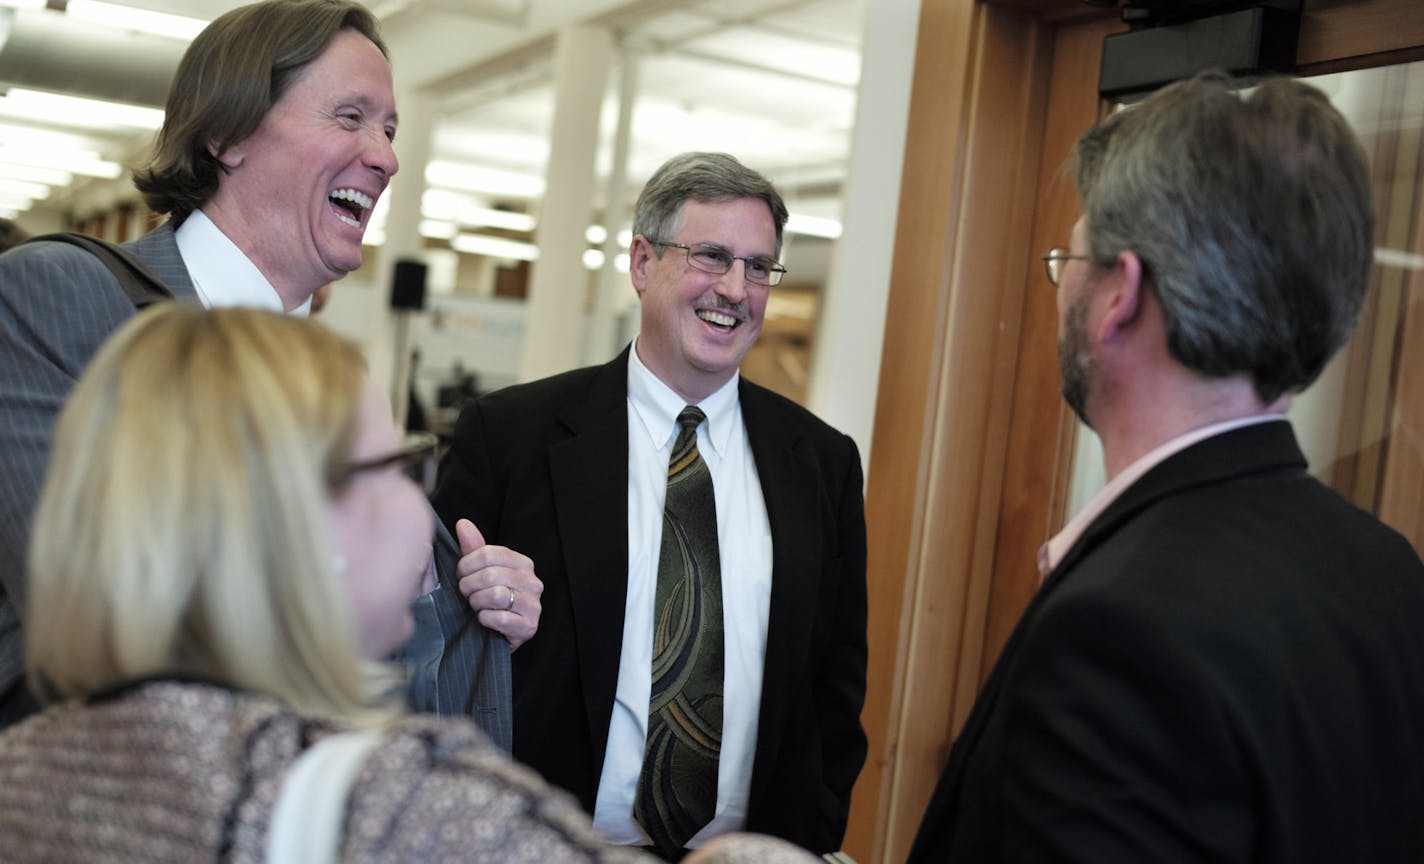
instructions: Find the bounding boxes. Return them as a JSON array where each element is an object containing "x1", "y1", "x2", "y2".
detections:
[
  {"x1": 1037, "y1": 414, "x2": 1287, "y2": 577},
  {"x1": 173, "y1": 209, "x2": 309, "y2": 314},
  {"x1": 592, "y1": 340, "x2": 773, "y2": 848}
]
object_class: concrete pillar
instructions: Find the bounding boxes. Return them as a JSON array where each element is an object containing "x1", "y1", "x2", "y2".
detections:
[
  {"x1": 520, "y1": 24, "x2": 614, "y2": 381},
  {"x1": 805, "y1": 0, "x2": 922, "y2": 473},
  {"x1": 584, "y1": 42, "x2": 640, "y2": 366},
  {"x1": 375, "y1": 88, "x2": 435, "y2": 425}
]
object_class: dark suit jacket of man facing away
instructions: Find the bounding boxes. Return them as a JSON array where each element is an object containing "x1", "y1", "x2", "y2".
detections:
[
  {"x1": 908, "y1": 420, "x2": 1424, "y2": 863},
  {"x1": 430, "y1": 345, "x2": 868, "y2": 853},
  {"x1": 0, "y1": 224, "x2": 510, "y2": 743}
]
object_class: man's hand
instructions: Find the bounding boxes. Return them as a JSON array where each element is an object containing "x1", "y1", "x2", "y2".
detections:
[{"x1": 454, "y1": 518, "x2": 543, "y2": 650}]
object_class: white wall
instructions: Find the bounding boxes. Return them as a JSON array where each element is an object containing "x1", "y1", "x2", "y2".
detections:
[{"x1": 806, "y1": 0, "x2": 922, "y2": 471}]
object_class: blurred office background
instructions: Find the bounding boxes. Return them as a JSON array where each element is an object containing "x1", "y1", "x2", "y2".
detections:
[
  {"x1": 2, "y1": 1, "x2": 1421, "y2": 861},
  {"x1": 0, "y1": 0, "x2": 915, "y2": 463}
]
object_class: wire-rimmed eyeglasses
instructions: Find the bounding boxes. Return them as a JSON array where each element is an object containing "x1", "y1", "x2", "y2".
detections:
[
  {"x1": 339, "y1": 431, "x2": 439, "y2": 496},
  {"x1": 1041, "y1": 247, "x2": 1092, "y2": 286},
  {"x1": 651, "y1": 240, "x2": 788, "y2": 287}
]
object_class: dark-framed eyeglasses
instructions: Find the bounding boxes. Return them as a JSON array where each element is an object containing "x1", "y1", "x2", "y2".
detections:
[
  {"x1": 339, "y1": 432, "x2": 439, "y2": 496},
  {"x1": 1042, "y1": 247, "x2": 1092, "y2": 286},
  {"x1": 651, "y1": 240, "x2": 787, "y2": 287}
]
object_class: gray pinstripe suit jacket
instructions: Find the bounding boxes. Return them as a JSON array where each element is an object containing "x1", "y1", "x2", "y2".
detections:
[{"x1": 0, "y1": 222, "x2": 511, "y2": 748}]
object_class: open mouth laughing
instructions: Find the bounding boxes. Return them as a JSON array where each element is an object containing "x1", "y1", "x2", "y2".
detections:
[
  {"x1": 697, "y1": 308, "x2": 742, "y2": 331},
  {"x1": 329, "y1": 187, "x2": 375, "y2": 229}
]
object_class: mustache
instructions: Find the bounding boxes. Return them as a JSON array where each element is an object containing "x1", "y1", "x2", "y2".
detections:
[{"x1": 702, "y1": 296, "x2": 749, "y2": 319}]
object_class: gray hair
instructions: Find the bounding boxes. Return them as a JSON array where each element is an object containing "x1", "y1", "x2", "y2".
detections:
[
  {"x1": 633, "y1": 152, "x2": 790, "y2": 256},
  {"x1": 1073, "y1": 72, "x2": 1374, "y2": 402}
]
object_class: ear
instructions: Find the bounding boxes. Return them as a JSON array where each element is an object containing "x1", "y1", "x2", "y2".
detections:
[
  {"x1": 629, "y1": 235, "x2": 655, "y2": 297},
  {"x1": 211, "y1": 139, "x2": 245, "y2": 170},
  {"x1": 1096, "y1": 249, "x2": 1146, "y2": 344}
]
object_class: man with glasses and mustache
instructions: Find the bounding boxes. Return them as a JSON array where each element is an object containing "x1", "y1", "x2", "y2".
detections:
[
  {"x1": 909, "y1": 73, "x2": 1424, "y2": 862},
  {"x1": 430, "y1": 152, "x2": 868, "y2": 860}
]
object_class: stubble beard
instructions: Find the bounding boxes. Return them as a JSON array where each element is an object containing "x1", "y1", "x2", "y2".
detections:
[{"x1": 1058, "y1": 293, "x2": 1094, "y2": 428}]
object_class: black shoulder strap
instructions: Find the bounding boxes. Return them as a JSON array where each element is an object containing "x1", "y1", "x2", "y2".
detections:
[{"x1": 25, "y1": 231, "x2": 173, "y2": 309}]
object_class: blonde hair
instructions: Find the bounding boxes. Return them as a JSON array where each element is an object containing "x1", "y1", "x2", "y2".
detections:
[{"x1": 27, "y1": 305, "x2": 400, "y2": 725}]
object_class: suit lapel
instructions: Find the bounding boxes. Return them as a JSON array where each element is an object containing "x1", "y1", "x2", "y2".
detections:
[
  {"x1": 548, "y1": 349, "x2": 633, "y2": 763},
  {"x1": 124, "y1": 221, "x2": 199, "y2": 302},
  {"x1": 739, "y1": 380, "x2": 819, "y2": 801}
]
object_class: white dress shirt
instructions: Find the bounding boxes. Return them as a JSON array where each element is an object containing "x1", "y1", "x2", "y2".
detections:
[
  {"x1": 174, "y1": 209, "x2": 309, "y2": 314},
  {"x1": 592, "y1": 341, "x2": 773, "y2": 848}
]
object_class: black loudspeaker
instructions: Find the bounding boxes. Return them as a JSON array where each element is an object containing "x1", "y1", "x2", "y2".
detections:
[
  {"x1": 1099, "y1": 4, "x2": 1301, "y2": 102},
  {"x1": 391, "y1": 258, "x2": 427, "y2": 311}
]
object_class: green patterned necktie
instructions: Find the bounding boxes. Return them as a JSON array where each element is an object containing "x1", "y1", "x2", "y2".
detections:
[{"x1": 634, "y1": 405, "x2": 724, "y2": 857}]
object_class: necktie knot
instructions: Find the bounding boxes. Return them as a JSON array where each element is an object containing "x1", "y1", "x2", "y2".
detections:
[{"x1": 677, "y1": 406, "x2": 705, "y2": 434}]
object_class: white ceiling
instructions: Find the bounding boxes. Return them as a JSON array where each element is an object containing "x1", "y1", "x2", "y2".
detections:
[{"x1": 0, "y1": 0, "x2": 866, "y2": 233}]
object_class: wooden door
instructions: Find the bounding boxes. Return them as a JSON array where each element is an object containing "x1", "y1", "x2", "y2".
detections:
[{"x1": 847, "y1": 2, "x2": 1424, "y2": 862}]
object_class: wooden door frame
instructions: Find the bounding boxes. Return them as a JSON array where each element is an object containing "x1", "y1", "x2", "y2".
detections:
[{"x1": 847, "y1": 2, "x2": 1424, "y2": 862}]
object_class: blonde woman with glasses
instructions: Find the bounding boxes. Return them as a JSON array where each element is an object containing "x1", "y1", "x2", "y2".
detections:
[
  {"x1": 0, "y1": 306, "x2": 658, "y2": 862},
  {"x1": 0, "y1": 305, "x2": 822, "y2": 864}
]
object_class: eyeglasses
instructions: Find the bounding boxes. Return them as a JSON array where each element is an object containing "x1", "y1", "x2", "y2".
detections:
[
  {"x1": 1042, "y1": 247, "x2": 1092, "y2": 286},
  {"x1": 651, "y1": 240, "x2": 787, "y2": 287},
  {"x1": 339, "y1": 432, "x2": 439, "y2": 496}
]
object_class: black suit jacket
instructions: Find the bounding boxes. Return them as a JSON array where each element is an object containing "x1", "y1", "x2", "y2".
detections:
[
  {"x1": 431, "y1": 347, "x2": 868, "y2": 853},
  {"x1": 909, "y1": 421, "x2": 1424, "y2": 862}
]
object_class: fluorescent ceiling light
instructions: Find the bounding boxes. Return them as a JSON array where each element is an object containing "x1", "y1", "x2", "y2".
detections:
[
  {"x1": 0, "y1": 122, "x2": 103, "y2": 152},
  {"x1": 786, "y1": 212, "x2": 842, "y2": 239},
  {"x1": 585, "y1": 225, "x2": 607, "y2": 245},
  {"x1": 0, "y1": 146, "x2": 122, "y2": 179},
  {"x1": 0, "y1": 163, "x2": 71, "y2": 186},
  {"x1": 0, "y1": 193, "x2": 34, "y2": 210},
  {"x1": 420, "y1": 188, "x2": 461, "y2": 222},
  {"x1": 1, "y1": 88, "x2": 165, "y2": 131},
  {"x1": 0, "y1": 178, "x2": 49, "y2": 200},
  {"x1": 690, "y1": 28, "x2": 862, "y2": 88},
  {"x1": 419, "y1": 219, "x2": 457, "y2": 240},
  {"x1": 0, "y1": 207, "x2": 18, "y2": 219},
  {"x1": 419, "y1": 188, "x2": 535, "y2": 231},
  {"x1": 451, "y1": 233, "x2": 539, "y2": 261},
  {"x1": 426, "y1": 161, "x2": 545, "y2": 199},
  {"x1": 583, "y1": 249, "x2": 604, "y2": 270},
  {"x1": 68, "y1": 0, "x2": 209, "y2": 40},
  {"x1": 0, "y1": 1, "x2": 45, "y2": 9},
  {"x1": 458, "y1": 204, "x2": 535, "y2": 233},
  {"x1": 362, "y1": 227, "x2": 386, "y2": 247}
]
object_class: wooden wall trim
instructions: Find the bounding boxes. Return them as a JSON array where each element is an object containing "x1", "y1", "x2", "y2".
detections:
[
  {"x1": 1299, "y1": 0, "x2": 1424, "y2": 71},
  {"x1": 845, "y1": 0, "x2": 981, "y2": 857},
  {"x1": 982, "y1": 12, "x2": 1121, "y2": 689},
  {"x1": 848, "y1": 2, "x2": 1057, "y2": 861}
]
